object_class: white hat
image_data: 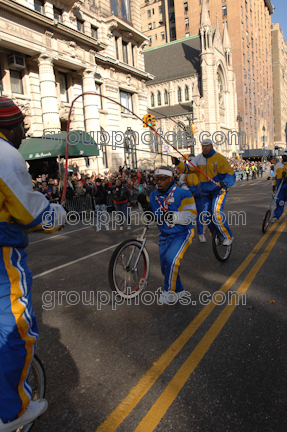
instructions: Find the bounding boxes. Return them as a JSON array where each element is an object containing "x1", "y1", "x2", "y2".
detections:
[
  {"x1": 282, "y1": 152, "x2": 287, "y2": 156},
  {"x1": 201, "y1": 139, "x2": 213, "y2": 146}
]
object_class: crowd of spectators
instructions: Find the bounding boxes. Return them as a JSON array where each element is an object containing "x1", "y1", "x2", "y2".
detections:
[{"x1": 31, "y1": 157, "x2": 272, "y2": 213}]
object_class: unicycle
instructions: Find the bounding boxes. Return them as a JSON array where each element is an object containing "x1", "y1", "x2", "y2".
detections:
[
  {"x1": 16, "y1": 355, "x2": 46, "y2": 432},
  {"x1": 262, "y1": 174, "x2": 285, "y2": 233},
  {"x1": 108, "y1": 225, "x2": 150, "y2": 299},
  {"x1": 212, "y1": 228, "x2": 232, "y2": 262}
]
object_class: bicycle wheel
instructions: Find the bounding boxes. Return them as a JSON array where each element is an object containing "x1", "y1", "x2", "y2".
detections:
[
  {"x1": 212, "y1": 229, "x2": 232, "y2": 262},
  {"x1": 17, "y1": 355, "x2": 46, "y2": 432},
  {"x1": 262, "y1": 210, "x2": 271, "y2": 234},
  {"x1": 109, "y1": 239, "x2": 150, "y2": 299}
]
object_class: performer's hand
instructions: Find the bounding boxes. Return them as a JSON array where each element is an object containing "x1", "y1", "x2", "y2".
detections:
[
  {"x1": 171, "y1": 157, "x2": 180, "y2": 166},
  {"x1": 219, "y1": 181, "x2": 227, "y2": 189},
  {"x1": 163, "y1": 211, "x2": 174, "y2": 225}
]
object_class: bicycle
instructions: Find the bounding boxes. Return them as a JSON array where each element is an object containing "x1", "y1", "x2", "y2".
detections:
[
  {"x1": 16, "y1": 354, "x2": 46, "y2": 432},
  {"x1": 262, "y1": 174, "x2": 285, "y2": 233}
]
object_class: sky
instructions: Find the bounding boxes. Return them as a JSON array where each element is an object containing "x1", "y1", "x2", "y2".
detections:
[{"x1": 271, "y1": 0, "x2": 287, "y2": 39}]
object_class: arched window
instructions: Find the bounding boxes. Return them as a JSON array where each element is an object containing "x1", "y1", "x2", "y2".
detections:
[
  {"x1": 185, "y1": 85, "x2": 189, "y2": 101},
  {"x1": 217, "y1": 68, "x2": 225, "y2": 108},
  {"x1": 157, "y1": 91, "x2": 161, "y2": 106},
  {"x1": 178, "y1": 86, "x2": 182, "y2": 103},
  {"x1": 151, "y1": 92, "x2": 154, "y2": 107},
  {"x1": 164, "y1": 89, "x2": 168, "y2": 105}
]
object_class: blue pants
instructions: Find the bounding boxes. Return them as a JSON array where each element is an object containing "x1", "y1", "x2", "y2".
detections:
[
  {"x1": 202, "y1": 190, "x2": 232, "y2": 239},
  {"x1": 114, "y1": 202, "x2": 130, "y2": 227},
  {"x1": 194, "y1": 195, "x2": 204, "y2": 235},
  {"x1": 95, "y1": 204, "x2": 109, "y2": 230},
  {"x1": 274, "y1": 185, "x2": 287, "y2": 219},
  {"x1": 159, "y1": 230, "x2": 194, "y2": 293},
  {"x1": 0, "y1": 247, "x2": 38, "y2": 423}
]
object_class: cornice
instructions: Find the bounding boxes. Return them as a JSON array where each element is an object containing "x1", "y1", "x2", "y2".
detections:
[
  {"x1": 105, "y1": 15, "x2": 149, "y2": 45},
  {"x1": 0, "y1": 0, "x2": 107, "y2": 51},
  {"x1": 94, "y1": 53, "x2": 153, "y2": 81}
]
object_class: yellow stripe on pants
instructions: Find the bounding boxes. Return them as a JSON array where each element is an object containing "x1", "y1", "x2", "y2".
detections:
[
  {"x1": 3, "y1": 247, "x2": 35, "y2": 417},
  {"x1": 170, "y1": 230, "x2": 194, "y2": 293}
]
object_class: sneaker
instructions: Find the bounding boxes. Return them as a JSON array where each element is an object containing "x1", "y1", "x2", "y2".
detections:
[
  {"x1": 127, "y1": 226, "x2": 132, "y2": 230},
  {"x1": 198, "y1": 234, "x2": 206, "y2": 243},
  {"x1": 223, "y1": 237, "x2": 233, "y2": 246},
  {"x1": 119, "y1": 226, "x2": 124, "y2": 231},
  {"x1": 271, "y1": 217, "x2": 279, "y2": 223},
  {"x1": 0, "y1": 399, "x2": 48, "y2": 432},
  {"x1": 158, "y1": 290, "x2": 186, "y2": 305}
]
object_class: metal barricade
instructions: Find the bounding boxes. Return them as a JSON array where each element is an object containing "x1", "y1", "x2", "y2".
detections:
[{"x1": 65, "y1": 196, "x2": 93, "y2": 215}]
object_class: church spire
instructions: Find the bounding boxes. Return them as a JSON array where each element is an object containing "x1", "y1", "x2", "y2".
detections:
[
  {"x1": 200, "y1": 0, "x2": 212, "y2": 29},
  {"x1": 223, "y1": 23, "x2": 232, "y2": 49}
]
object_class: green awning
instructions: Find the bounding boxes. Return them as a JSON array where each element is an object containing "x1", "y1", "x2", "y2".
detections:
[{"x1": 19, "y1": 130, "x2": 99, "y2": 160}]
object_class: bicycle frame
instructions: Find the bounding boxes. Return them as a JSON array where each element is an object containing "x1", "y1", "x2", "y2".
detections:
[{"x1": 127, "y1": 225, "x2": 149, "y2": 272}]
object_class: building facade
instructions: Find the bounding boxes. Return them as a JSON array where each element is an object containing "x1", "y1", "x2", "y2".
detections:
[
  {"x1": 0, "y1": 0, "x2": 153, "y2": 172},
  {"x1": 272, "y1": 22, "x2": 287, "y2": 149},
  {"x1": 144, "y1": 3, "x2": 238, "y2": 159},
  {"x1": 140, "y1": 0, "x2": 275, "y2": 154}
]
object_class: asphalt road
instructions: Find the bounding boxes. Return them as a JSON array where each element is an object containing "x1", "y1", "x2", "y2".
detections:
[{"x1": 26, "y1": 174, "x2": 287, "y2": 432}]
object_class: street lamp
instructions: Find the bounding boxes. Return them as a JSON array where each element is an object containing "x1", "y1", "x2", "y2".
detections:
[{"x1": 236, "y1": 114, "x2": 243, "y2": 157}]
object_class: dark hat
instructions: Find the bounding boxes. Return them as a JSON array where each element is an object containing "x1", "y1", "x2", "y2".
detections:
[
  {"x1": 96, "y1": 178, "x2": 102, "y2": 182},
  {"x1": 0, "y1": 97, "x2": 25, "y2": 126}
]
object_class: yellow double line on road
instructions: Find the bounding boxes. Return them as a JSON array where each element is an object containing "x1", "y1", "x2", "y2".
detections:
[{"x1": 96, "y1": 218, "x2": 286, "y2": 432}]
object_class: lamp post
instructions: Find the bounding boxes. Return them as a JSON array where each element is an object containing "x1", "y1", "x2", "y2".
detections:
[
  {"x1": 262, "y1": 125, "x2": 266, "y2": 162},
  {"x1": 236, "y1": 114, "x2": 243, "y2": 158}
]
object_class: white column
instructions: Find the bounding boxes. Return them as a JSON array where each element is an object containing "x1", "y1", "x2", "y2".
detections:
[
  {"x1": 82, "y1": 68, "x2": 100, "y2": 132},
  {"x1": 38, "y1": 53, "x2": 60, "y2": 133}
]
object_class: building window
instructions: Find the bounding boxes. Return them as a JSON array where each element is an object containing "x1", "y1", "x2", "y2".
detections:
[
  {"x1": 148, "y1": 23, "x2": 152, "y2": 30},
  {"x1": 186, "y1": 32, "x2": 190, "y2": 37},
  {"x1": 151, "y1": 92, "x2": 154, "y2": 107},
  {"x1": 244, "y1": 84, "x2": 247, "y2": 93},
  {"x1": 164, "y1": 89, "x2": 168, "y2": 105},
  {"x1": 157, "y1": 91, "x2": 161, "y2": 106},
  {"x1": 248, "y1": 74, "x2": 251, "y2": 84},
  {"x1": 95, "y1": 83, "x2": 102, "y2": 109},
  {"x1": 222, "y1": 6, "x2": 227, "y2": 16},
  {"x1": 152, "y1": 8, "x2": 154, "y2": 14},
  {"x1": 34, "y1": 0, "x2": 44, "y2": 13},
  {"x1": 184, "y1": 2, "x2": 188, "y2": 13},
  {"x1": 161, "y1": 32, "x2": 165, "y2": 40},
  {"x1": 91, "y1": 26, "x2": 98, "y2": 39},
  {"x1": 10, "y1": 70, "x2": 23, "y2": 94},
  {"x1": 245, "y1": 99, "x2": 247, "y2": 109},
  {"x1": 58, "y1": 73, "x2": 68, "y2": 103},
  {"x1": 185, "y1": 85, "x2": 189, "y2": 101},
  {"x1": 122, "y1": 41, "x2": 128, "y2": 64},
  {"x1": 169, "y1": 0, "x2": 174, "y2": 7},
  {"x1": 120, "y1": 91, "x2": 133, "y2": 114},
  {"x1": 77, "y1": 19, "x2": 85, "y2": 33},
  {"x1": 185, "y1": 18, "x2": 189, "y2": 28},
  {"x1": 53, "y1": 6, "x2": 63, "y2": 22},
  {"x1": 241, "y1": 6, "x2": 243, "y2": 15},
  {"x1": 147, "y1": 9, "x2": 151, "y2": 18},
  {"x1": 159, "y1": 5, "x2": 162, "y2": 14},
  {"x1": 178, "y1": 86, "x2": 182, "y2": 103},
  {"x1": 115, "y1": 37, "x2": 119, "y2": 59},
  {"x1": 149, "y1": 36, "x2": 152, "y2": 46},
  {"x1": 244, "y1": 69, "x2": 246, "y2": 79},
  {"x1": 170, "y1": 27, "x2": 176, "y2": 39},
  {"x1": 249, "y1": 89, "x2": 251, "y2": 99},
  {"x1": 110, "y1": 0, "x2": 130, "y2": 22},
  {"x1": 131, "y1": 45, "x2": 135, "y2": 67},
  {"x1": 169, "y1": 12, "x2": 175, "y2": 23}
]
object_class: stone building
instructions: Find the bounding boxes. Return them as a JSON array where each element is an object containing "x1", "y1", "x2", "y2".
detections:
[
  {"x1": 272, "y1": 22, "x2": 287, "y2": 150},
  {"x1": 141, "y1": 0, "x2": 275, "y2": 154},
  {"x1": 0, "y1": 0, "x2": 153, "y2": 171},
  {"x1": 144, "y1": 0, "x2": 238, "y2": 158}
]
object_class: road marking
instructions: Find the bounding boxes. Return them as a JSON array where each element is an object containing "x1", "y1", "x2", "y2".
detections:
[
  {"x1": 134, "y1": 220, "x2": 286, "y2": 432},
  {"x1": 95, "y1": 216, "x2": 283, "y2": 432},
  {"x1": 33, "y1": 244, "x2": 120, "y2": 279},
  {"x1": 29, "y1": 226, "x2": 91, "y2": 245}
]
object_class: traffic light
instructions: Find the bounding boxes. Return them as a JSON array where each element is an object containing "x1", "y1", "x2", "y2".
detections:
[
  {"x1": 143, "y1": 114, "x2": 156, "y2": 127},
  {"x1": 191, "y1": 124, "x2": 196, "y2": 134}
]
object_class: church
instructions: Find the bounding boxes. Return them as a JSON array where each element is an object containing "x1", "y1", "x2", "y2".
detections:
[{"x1": 144, "y1": 0, "x2": 239, "y2": 158}]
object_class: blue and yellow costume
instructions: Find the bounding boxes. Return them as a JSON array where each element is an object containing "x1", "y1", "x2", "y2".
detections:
[
  {"x1": 148, "y1": 183, "x2": 197, "y2": 294},
  {"x1": 177, "y1": 149, "x2": 235, "y2": 239},
  {"x1": 180, "y1": 171, "x2": 203, "y2": 236},
  {"x1": 273, "y1": 161, "x2": 287, "y2": 219},
  {"x1": 0, "y1": 133, "x2": 65, "y2": 423}
]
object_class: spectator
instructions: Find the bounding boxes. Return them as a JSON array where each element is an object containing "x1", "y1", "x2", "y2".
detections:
[
  {"x1": 110, "y1": 178, "x2": 131, "y2": 230},
  {"x1": 94, "y1": 178, "x2": 109, "y2": 231}
]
